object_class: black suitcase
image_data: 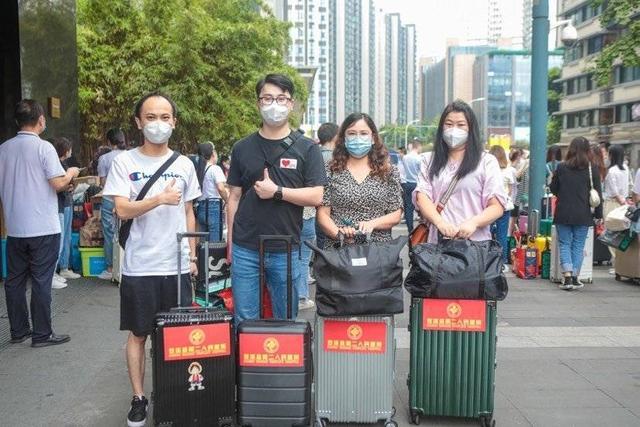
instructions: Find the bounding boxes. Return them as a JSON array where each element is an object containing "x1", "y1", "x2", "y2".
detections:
[
  {"x1": 152, "y1": 232, "x2": 236, "y2": 426},
  {"x1": 196, "y1": 199, "x2": 230, "y2": 295},
  {"x1": 237, "y1": 235, "x2": 313, "y2": 427},
  {"x1": 593, "y1": 234, "x2": 612, "y2": 265}
]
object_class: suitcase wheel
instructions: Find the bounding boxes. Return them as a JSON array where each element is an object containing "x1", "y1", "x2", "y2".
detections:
[
  {"x1": 409, "y1": 409, "x2": 420, "y2": 425},
  {"x1": 615, "y1": 274, "x2": 622, "y2": 282},
  {"x1": 314, "y1": 418, "x2": 328, "y2": 427},
  {"x1": 384, "y1": 421, "x2": 398, "y2": 427},
  {"x1": 480, "y1": 414, "x2": 495, "y2": 427}
]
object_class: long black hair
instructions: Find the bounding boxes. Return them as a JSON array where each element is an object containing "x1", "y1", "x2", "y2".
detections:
[
  {"x1": 196, "y1": 142, "x2": 215, "y2": 188},
  {"x1": 429, "y1": 100, "x2": 482, "y2": 180},
  {"x1": 106, "y1": 128, "x2": 126, "y2": 150},
  {"x1": 608, "y1": 144, "x2": 625, "y2": 171}
]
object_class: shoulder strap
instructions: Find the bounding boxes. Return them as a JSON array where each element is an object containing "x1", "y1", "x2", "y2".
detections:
[
  {"x1": 118, "y1": 151, "x2": 180, "y2": 249},
  {"x1": 264, "y1": 129, "x2": 304, "y2": 169},
  {"x1": 204, "y1": 164, "x2": 214, "y2": 184},
  {"x1": 588, "y1": 163, "x2": 594, "y2": 190},
  {"x1": 436, "y1": 175, "x2": 460, "y2": 213}
]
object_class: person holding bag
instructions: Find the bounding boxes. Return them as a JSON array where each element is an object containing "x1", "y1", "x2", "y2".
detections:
[
  {"x1": 602, "y1": 144, "x2": 630, "y2": 273},
  {"x1": 413, "y1": 100, "x2": 506, "y2": 244},
  {"x1": 549, "y1": 136, "x2": 603, "y2": 291},
  {"x1": 316, "y1": 112, "x2": 403, "y2": 249}
]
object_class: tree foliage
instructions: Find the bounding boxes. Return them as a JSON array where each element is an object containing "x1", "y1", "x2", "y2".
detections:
[
  {"x1": 591, "y1": 0, "x2": 640, "y2": 86},
  {"x1": 77, "y1": 0, "x2": 307, "y2": 159},
  {"x1": 547, "y1": 67, "x2": 562, "y2": 146},
  {"x1": 379, "y1": 117, "x2": 439, "y2": 150}
]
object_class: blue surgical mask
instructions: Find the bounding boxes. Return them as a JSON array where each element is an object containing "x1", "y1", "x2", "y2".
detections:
[{"x1": 345, "y1": 135, "x2": 373, "y2": 158}]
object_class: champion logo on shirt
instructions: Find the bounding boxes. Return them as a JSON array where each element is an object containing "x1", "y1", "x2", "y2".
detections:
[{"x1": 129, "y1": 171, "x2": 183, "y2": 182}]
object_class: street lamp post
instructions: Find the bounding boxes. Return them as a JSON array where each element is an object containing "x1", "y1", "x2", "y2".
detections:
[
  {"x1": 404, "y1": 119, "x2": 420, "y2": 149},
  {"x1": 529, "y1": 0, "x2": 550, "y2": 216}
]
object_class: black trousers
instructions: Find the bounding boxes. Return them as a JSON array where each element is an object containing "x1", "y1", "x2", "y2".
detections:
[{"x1": 5, "y1": 234, "x2": 60, "y2": 342}]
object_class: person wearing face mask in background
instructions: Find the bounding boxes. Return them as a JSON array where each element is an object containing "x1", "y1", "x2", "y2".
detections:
[
  {"x1": 51, "y1": 137, "x2": 81, "y2": 288},
  {"x1": 414, "y1": 100, "x2": 506, "y2": 243},
  {"x1": 102, "y1": 92, "x2": 201, "y2": 427},
  {"x1": 226, "y1": 74, "x2": 326, "y2": 326},
  {"x1": 317, "y1": 112, "x2": 403, "y2": 248}
]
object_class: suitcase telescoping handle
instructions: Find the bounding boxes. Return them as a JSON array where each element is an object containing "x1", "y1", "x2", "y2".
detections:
[
  {"x1": 176, "y1": 232, "x2": 209, "y2": 308},
  {"x1": 258, "y1": 235, "x2": 293, "y2": 320}
]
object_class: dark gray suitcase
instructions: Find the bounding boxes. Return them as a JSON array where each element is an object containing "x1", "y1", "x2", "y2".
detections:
[{"x1": 237, "y1": 235, "x2": 312, "y2": 427}]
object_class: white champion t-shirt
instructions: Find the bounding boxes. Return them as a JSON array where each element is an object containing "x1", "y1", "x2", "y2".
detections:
[
  {"x1": 103, "y1": 148, "x2": 201, "y2": 276},
  {"x1": 198, "y1": 164, "x2": 226, "y2": 200}
]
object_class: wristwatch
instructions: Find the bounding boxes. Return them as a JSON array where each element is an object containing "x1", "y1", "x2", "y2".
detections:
[{"x1": 274, "y1": 185, "x2": 283, "y2": 201}]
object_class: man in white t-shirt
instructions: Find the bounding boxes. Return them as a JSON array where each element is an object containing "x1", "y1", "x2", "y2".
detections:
[
  {"x1": 0, "y1": 100, "x2": 79, "y2": 348},
  {"x1": 102, "y1": 93, "x2": 201, "y2": 427}
]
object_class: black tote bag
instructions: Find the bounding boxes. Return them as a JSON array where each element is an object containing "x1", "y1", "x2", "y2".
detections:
[
  {"x1": 305, "y1": 236, "x2": 407, "y2": 316},
  {"x1": 404, "y1": 239, "x2": 508, "y2": 301}
]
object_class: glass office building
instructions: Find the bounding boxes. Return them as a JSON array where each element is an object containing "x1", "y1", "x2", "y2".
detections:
[{"x1": 473, "y1": 50, "x2": 563, "y2": 145}]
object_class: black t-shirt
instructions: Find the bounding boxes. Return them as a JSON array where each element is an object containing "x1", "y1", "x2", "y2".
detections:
[{"x1": 227, "y1": 130, "x2": 326, "y2": 251}]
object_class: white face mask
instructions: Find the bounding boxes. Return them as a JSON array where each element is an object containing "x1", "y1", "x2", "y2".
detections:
[
  {"x1": 443, "y1": 127, "x2": 468, "y2": 148},
  {"x1": 260, "y1": 103, "x2": 289, "y2": 127},
  {"x1": 143, "y1": 120, "x2": 173, "y2": 144}
]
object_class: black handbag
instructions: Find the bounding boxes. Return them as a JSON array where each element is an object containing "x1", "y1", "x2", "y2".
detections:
[
  {"x1": 305, "y1": 236, "x2": 407, "y2": 316},
  {"x1": 404, "y1": 239, "x2": 508, "y2": 301}
]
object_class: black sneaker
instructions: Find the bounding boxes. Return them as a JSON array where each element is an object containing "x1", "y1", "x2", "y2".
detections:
[
  {"x1": 127, "y1": 395, "x2": 148, "y2": 427},
  {"x1": 572, "y1": 276, "x2": 584, "y2": 289},
  {"x1": 558, "y1": 276, "x2": 574, "y2": 290}
]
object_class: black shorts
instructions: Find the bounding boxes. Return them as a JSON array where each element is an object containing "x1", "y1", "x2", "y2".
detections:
[{"x1": 120, "y1": 274, "x2": 192, "y2": 337}]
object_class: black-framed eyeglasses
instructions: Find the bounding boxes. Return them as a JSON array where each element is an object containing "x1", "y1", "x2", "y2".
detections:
[{"x1": 258, "y1": 95, "x2": 292, "y2": 106}]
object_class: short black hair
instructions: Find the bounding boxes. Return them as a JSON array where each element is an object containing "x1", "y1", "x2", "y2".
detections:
[
  {"x1": 15, "y1": 99, "x2": 45, "y2": 128},
  {"x1": 255, "y1": 74, "x2": 295, "y2": 99},
  {"x1": 134, "y1": 92, "x2": 178, "y2": 118},
  {"x1": 317, "y1": 122, "x2": 339, "y2": 145},
  {"x1": 106, "y1": 128, "x2": 126, "y2": 149},
  {"x1": 51, "y1": 137, "x2": 72, "y2": 158}
]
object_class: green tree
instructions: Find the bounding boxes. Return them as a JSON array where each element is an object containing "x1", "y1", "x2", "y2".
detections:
[
  {"x1": 591, "y1": 0, "x2": 640, "y2": 86},
  {"x1": 77, "y1": 0, "x2": 307, "y2": 160},
  {"x1": 547, "y1": 66, "x2": 562, "y2": 146}
]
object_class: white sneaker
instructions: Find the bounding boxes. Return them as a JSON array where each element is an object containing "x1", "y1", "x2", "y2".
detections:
[
  {"x1": 298, "y1": 298, "x2": 316, "y2": 310},
  {"x1": 52, "y1": 278, "x2": 68, "y2": 289},
  {"x1": 97, "y1": 270, "x2": 113, "y2": 281},
  {"x1": 53, "y1": 273, "x2": 67, "y2": 283},
  {"x1": 608, "y1": 268, "x2": 615, "y2": 275},
  {"x1": 59, "y1": 269, "x2": 80, "y2": 280}
]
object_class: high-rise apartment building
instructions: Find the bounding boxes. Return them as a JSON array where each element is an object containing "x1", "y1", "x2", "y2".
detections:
[
  {"x1": 329, "y1": 0, "x2": 375, "y2": 124},
  {"x1": 264, "y1": 0, "x2": 331, "y2": 128}
]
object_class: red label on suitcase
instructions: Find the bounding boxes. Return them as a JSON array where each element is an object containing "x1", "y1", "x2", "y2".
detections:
[
  {"x1": 422, "y1": 299, "x2": 486, "y2": 332},
  {"x1": 163, "y1": 323, "x2": 231, "y2": 361},
  {"x1": 239, "y1": 333, "x2": 304, "y2": 367},
  {"x1": 323, "y1": 320, "x2": 387, "y2": 354}
]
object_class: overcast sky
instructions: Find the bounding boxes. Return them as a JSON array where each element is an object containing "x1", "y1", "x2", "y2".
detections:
[{"x1": 375, "y1": 0, "x2": 559, "y2": 59}]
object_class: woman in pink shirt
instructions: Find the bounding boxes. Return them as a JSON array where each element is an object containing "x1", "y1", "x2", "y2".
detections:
[{"x1": 413, "y1": 100, "x2": 507, "y2": 243}]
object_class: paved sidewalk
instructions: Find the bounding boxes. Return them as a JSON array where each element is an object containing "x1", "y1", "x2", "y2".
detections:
[{"x1": 1, "y1": 233, "x2": 640, "y2": 426}]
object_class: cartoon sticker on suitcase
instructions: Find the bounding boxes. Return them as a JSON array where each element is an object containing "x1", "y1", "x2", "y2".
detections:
[{"x1": 187, "y1": 362, "x2": 205, "y2": 391}]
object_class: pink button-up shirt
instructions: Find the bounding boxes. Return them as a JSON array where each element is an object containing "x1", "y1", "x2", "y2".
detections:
[{"x1": 413, "y1": 152, "x2": 507, "y2": 243}]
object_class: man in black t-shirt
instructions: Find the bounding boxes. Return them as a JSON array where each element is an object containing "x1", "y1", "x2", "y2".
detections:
[{"x1": 227, "y1": 74, "x2": 326, "y2": 325}]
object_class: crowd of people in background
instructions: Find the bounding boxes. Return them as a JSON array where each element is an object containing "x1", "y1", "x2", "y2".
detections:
[{"x1": 1, "y1": 75, "x2": 640, "y2": 426}]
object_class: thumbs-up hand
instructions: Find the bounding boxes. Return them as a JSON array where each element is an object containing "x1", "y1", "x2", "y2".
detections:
[
  {"x1": 159, "y1": 178, "x2": 182, "y2": 205},
  {"x1": 254, "y1": 168, "x2": 278, "y2": 200}
]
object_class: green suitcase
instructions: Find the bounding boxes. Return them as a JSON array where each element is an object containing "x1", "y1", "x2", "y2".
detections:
[{"x1": 408, "y1": 298, "x2": 497, "y2": 427}]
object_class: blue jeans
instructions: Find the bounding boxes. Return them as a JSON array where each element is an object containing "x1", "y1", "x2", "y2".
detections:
[
  {"x1": 57, "y1": 206, "x2": 72, "y2": 269},
  {"x1": 296, "y1": 217, "x2": 316, "y2": 299},
  {"x1": 101, "y1": 197, "x2": 115, "y2": 269},
  {"x1": 491, "y1": 210, "x2": 511, "y2": 263},
  {"x1": 231, "y1": 243, "x2": 300, "y2": 326},
  {"x1": 556, "y1": 224, "x2": 589, "y2": 275},
  {"x1": 197, "y1": 199, "x2": 223, "y2": 242},
  {"x1": 401, "y1": 182, "x2": 417, "y2": 233}
]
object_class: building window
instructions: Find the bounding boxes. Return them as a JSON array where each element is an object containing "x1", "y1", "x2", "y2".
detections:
[
  {"x1": 614, "y1": 66, "x2": 640, "y2": 85},
  {"x1": 565, "y1": 74, "x2": 594, "y2": 95},
  {"x1": 564, "y1": 42, "x2": 582, "y2": 62},
  {"x1": 615, "y1": 102, "x2": 639, "y2": 123}
]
